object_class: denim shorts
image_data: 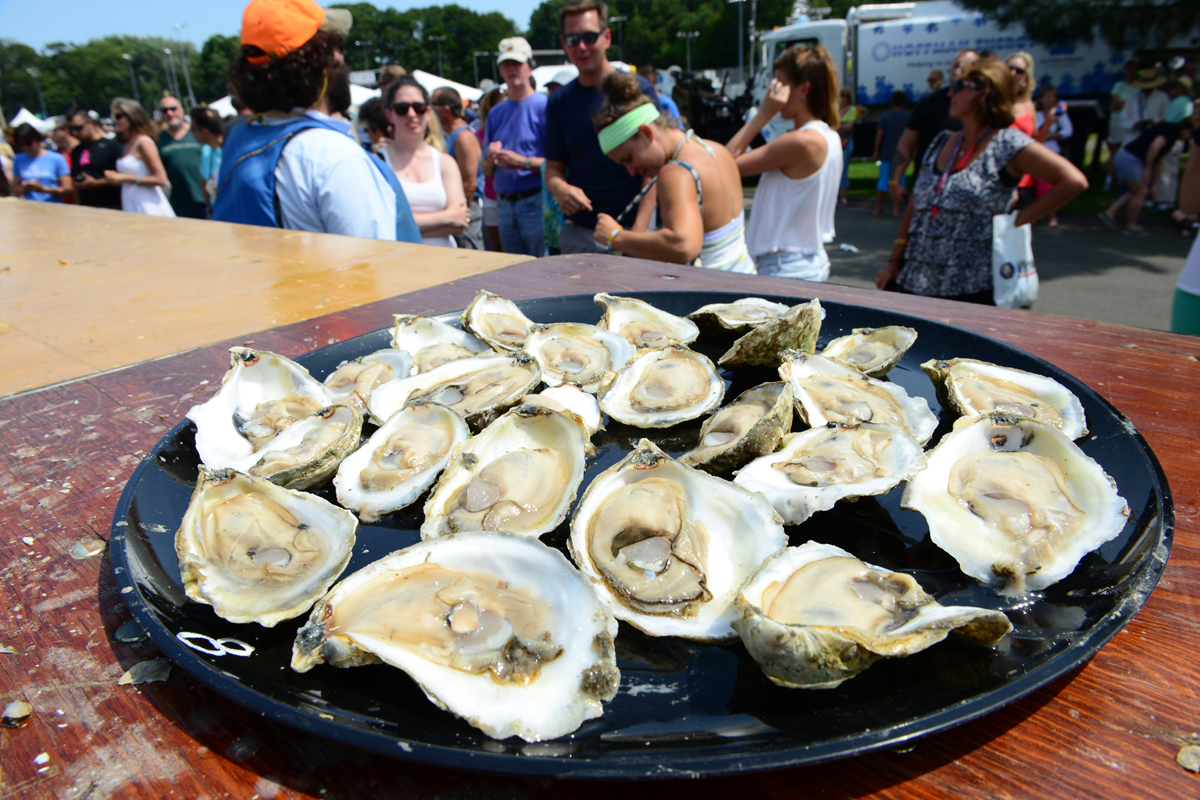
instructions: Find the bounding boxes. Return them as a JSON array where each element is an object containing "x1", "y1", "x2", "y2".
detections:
[
  {"x1": 754, "y1": 249, "x2": 830, "y2": 282},
  {"x1": 1113, "y1": 148, "x2": 1144, "y2": 185}
]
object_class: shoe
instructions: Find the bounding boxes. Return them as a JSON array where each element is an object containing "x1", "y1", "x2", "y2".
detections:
[
  {"x1": 1097, "y1": 212, "x2": 1118, "y2": 231},
  {"x1": 1122, "y1": 226, "x2": 1149, "y2": 237}
]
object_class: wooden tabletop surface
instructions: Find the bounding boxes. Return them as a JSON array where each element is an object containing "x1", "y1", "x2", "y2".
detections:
[
  {"x1": 0, "y1": 201, "x2": 529, "y2": 397},
  {"x1": 2, "y1": 254, "x2": 1198, "y2": 799}
]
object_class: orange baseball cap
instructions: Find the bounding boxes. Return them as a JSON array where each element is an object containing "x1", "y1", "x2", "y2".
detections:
[{"x1": 241, "y1": 0, "x2": 353, "y2": 65}]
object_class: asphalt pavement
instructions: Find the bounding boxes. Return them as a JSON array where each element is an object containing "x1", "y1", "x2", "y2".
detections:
[{"x1": 744, "y1": 194, "x2": 1194, "y2": 333}]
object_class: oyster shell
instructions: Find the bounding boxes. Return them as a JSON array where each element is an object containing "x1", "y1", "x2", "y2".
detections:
[
  {"x1": 334, "y1": 402, "x2": 470, "y2": 522},
  {"x1": 597, "y1": 345, "x2": 724, "y2": 428},
  {"x1": 568, "y1": 439, "x2": 787, "y2": 640},
  {"x1": 322, "y1": 349, "x2": 413, "y2": 411},
  {"x1": 421, "y1": 404, "x2": 588, "y2": 540},
  {"x1": 243, "y1": 405, "x2": 364, "y2": 491},
  {"x1": 368, "y1": 352, "x2": 541, "y2": 430},
  {"x1": 718, "y1": 299, "x2": 823, "y2": 369},
  {"x1": 901, "y1": 412, "x2": 1129, "y2": 595},
  {"x1": 522, "y1": 385, "x2": 603, "y2": 437},
  {"x1": 820, "y1": 326, "x2": 917, "y2": 378},
  {"x1": 594, "y1": 293, "x2": 699, "y2": 349},
  {"x1": 290, "y1": 533, "x2": 620, "y2": 742},
  {"x1": 779, "y1": 352, "x2": 938, "y2": 445},
  {"x1": 524, "y1": 322, "x2": 637, "y2": 392},
  {"x1": 733, "y1": 542, "x2": 1012, "y2": 688},
  {"x1": 176, "y1": 467, "x2": 357, "y2": 627},
  {"x1": 460, "y1": 290, "x2": 536, "y2": 352},
  {"x1": 687, "y1": 297, "x2": 790, "y2": 336},
  {"x1": 734, "y1": 422, "x2": 926, "y2": 525},
  {"x1": 678, "y1": 382, "x2": 794, "y2": 473},
  {"x1": 391, "y1": 314, "x2": 492, "y2": 374},
  {"x1": 922, "y1": 357, "x2": 1088, "y2": 439}
]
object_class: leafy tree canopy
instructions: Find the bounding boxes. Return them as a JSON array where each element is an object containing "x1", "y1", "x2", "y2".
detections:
[{"x1": 953, "y1": 0, "x2": 1200, "y2": 52}]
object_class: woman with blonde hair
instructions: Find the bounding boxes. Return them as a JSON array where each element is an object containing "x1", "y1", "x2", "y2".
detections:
[
  {"x1": 727, "y1": 44, "x2": 842, "y2": 280},
  {"x1": 875, "y1": 60, "x2": 1086, "y2": 303},
  {"x1": 104, "y1": 97, "x2": 174, "y2": 216},
  {"x1": 590, "y1": 70, "x2": 752, "y2": 271},
  {"x1": 1006, "y1": 51, "x2": 1037, "y2": 134}
]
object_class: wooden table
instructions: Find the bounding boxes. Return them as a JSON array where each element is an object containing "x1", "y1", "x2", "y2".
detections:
[{"x1": 2, "y1": 255, "x2": 1198, "y2": 799}]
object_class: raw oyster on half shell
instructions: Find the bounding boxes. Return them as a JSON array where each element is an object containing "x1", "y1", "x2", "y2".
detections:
[
  {"x1": 597, "y1": 345, "x2": 724, "y2": 428},
  {"x1": 734, "y1": 542, "x2": 1012, "y2": 688},
  {"x1": 718, "y1": 299, "x2": 823, "y2": 369},
  {"x1": 569, "y1": 439, "x2": 787, "y2": 641},
  {"x1": 176, "y1": 467, "x2": 357, "y2": 627},
  {"x1": 688, "y1": 297, "x2": 790, "y2": 336},
  {"x1": 290, "y1": 533, "x2": 620, "y2": 742},
  {"x1": 460, "y1": 290, "x2": 536, "y2": 352},
  {"x1": 902, "y1": 412, "x2": 1128, "y2": 595},
  {"x1": 820, "y1": 326, "x2": 917, "y2": 378},
  {"x1": 391, "y1": 314, "x2": 491, "y2": 374},
  {"x1": 524, "y1": 322, "x2": 637, "y2": 392},
  {"x1": 678, "y1": 382, "x2": 793, "y2": 473},
  {"x1": 595, "y1": 293, "x2": 699, "y2": 349},
  {"x1": 322, "y1": 349, "x2": 413, "y2": 411}
]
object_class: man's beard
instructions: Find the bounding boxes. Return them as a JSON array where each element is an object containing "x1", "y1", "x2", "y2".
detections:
[{"x1": 328, "y1": 62, "x2": 353, "y2": 116}]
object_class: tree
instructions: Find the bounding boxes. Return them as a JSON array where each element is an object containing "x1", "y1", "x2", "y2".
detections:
[
  {"x1": 194, "y1": 35, "x2": 241, "y2": 103},
  {"x1": 953, "y1": 0, "x2": 1200, "y2": 51}
]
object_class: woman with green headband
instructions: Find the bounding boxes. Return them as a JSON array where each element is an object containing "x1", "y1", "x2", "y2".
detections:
[{"x1": 590, "y1": 71, "x2": 753, "y2": 272}]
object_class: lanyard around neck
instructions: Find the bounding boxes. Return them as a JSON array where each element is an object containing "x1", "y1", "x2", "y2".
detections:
[{"x1": 931, "y1": 126, "x2": 992, "y2": 219}]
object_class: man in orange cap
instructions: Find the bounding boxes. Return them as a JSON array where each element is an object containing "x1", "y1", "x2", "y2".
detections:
[{"x1": 214, "y1": 0, "x2": 420, "y2": 242}]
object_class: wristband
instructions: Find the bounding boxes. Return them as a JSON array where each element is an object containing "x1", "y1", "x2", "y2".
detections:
[
  {"x1": 524, "y1": 157, "x2": 532, "y2": 170},
  {"x1": 607, "y1": 226, "x2": 623, "y2": 246},
  {"x1": 135, "y1": 177, "x2": 142, "y2": 187},
  {"x1": 889, "y1": 180, "x2": 900, "y2": 186},
  {"x1": 893, "y1": 238, "x2": 907, "y2": 246}
]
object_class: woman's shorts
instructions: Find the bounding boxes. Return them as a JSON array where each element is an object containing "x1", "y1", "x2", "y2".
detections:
[{"x1": 1112, "y1": 148, "x2": 1145, "y2": 185}]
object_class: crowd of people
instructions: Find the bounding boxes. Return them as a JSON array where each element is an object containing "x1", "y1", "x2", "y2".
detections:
[{"x1": 1, "y1": 0, "x2": 1197, "y2": 321}]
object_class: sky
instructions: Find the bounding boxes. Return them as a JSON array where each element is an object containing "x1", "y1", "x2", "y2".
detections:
[{"x1": 0, "y1": 0, "x2": 539, "y2": 51}]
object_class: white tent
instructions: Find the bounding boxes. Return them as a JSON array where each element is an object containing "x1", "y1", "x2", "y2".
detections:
[
  {"x1": 531, "y1": 64, "x2": 577, "y2": 93},
  {"x1": 206, "y1": 96, "x2": 236, "y2": 117},
  {"x1": 411, "y1": 70, "x2": 483, "y2": 102},
  {"x1": 204, "y1": 83, "x2": 379, "y2": 119},
  {"x1": 10, "y1": 108, "x2": 54, "y2": 135}
]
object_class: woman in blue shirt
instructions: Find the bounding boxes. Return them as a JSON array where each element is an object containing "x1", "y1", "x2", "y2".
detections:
[{"x1": 12, "y1": 123, "x2": 72, "y2": 202}]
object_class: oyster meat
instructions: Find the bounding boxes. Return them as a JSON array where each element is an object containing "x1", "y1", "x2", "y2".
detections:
[
  {"x1": 820, "y1": 326, "x2": 917, "y2": 378},
  {"x1": 734, "y1": 542, "x2": 1012, "y2": 688},
  {"x1": 391, "y1": 314, "x2": 492, "y2": 374},
  {"x1": 421, "y1": 404, "x2": 588, "y2": 540},
  {"x1": 334, "y1": 401, "x2": 470, "y2": 522},
  {"x1": 597, "y1": 345, "x2": 724, "y2": 428},
  {"x1": 718, "y1": 299, "x2": 823, "y2": 369},
  {"x1": 291, "y1": 533, "x2": 620, "y2": 742},
  {"x1": 322, "y1": 349, "x2": 413, "y2": 412},
  {"x1": 460, "y1": 290, "x2": 536, "y2": 352},
  {"x1": 734, "y1": 422, "x2": 926, "y2": 525},
  {"x1": 569, "y1": 439, "x2": 787, "y2": 640},
  {"x1": 524, "y1": 322, "x2": 637, "y2": 392},
  {"x1": 687, "y1": 297, "x2": 790, "y2": 336},
  {"x1": 595, "y1": 293, "x2": 699, "y2": 348},
  {"x1": 902, "y1": 412, "x2": 1129, "y2": 595},
  {"x1": 176, "y1": 467, "x2": 357, "y2": 627},
  {"x1": 678, "y1": 381, "x2": 794, "y2": 473}
]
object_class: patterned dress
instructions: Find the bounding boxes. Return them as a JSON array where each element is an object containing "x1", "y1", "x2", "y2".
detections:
[{"x1": 897, "y1": 127, "x2": 1033, "y2": 298}]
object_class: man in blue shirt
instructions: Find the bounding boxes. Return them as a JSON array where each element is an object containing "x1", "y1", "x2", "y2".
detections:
[
  {"x1": 484, "y1": 37, "x2": 547, "y2": 257},
  {"x1": 544, "y1": 0, "x2": 659, "y2": 254}
]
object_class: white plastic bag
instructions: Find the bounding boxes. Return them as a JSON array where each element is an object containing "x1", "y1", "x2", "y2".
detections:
[{"x1": 992, "y1": 211, "x2": 1037, "y2": 309}]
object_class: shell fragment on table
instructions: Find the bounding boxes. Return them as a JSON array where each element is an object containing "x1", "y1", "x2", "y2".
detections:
[
  {"x1": 820, "y1": 326, "x2": 918, "y2": 378},
  {"x1": 176, "y1": 467, "x2": 357, "y2": 627},
  {"x1": 687, "y1": 297, "x2": 791, "y2": 336},
  {"x1": 367, "y1": 352, "x2": 541, "y2": 430},
  {"x1": 734, "y1": 422, "x2": 926, "y2": 525},
  {"x1": 421, "y1": 404, "x2": 589, "y2": 540},
  {"x1": 733, "y1": 542, "x2": 1012, "y2": 688},
  {"x1": 717, "y1": 299, "x2": 824, "y2": 369},
  {"x1": 524, "y1": 322, "x2": 637, "y2": 392},
  {"x1": 334, "y1": 402, "x2": 470, "y2": 522},
  {"x1": 568, "y1": 439, "x2": 787, "y2": 641},
  {"x1": 922, "y1": 358, "x2": 1089, "y2": 440},
  {"x1": 391, "y1": 314, "x2": 492, "y2": 374},
  {"x1": 678, "y1": 382, "x2": 794, "y2": 474},
  {"x1": 460, "y1": 290, "x2": 536, "y2": 352},
  {"x1": 779, "y1": 351, "x2": 938, "y2": 445},
  {"x1": 901, "y1": 412, "x2": 1129, "y2": 595},
  {"x1": 594, "y1": 293, "x2": 699, "y2": 349},
  {"x1": 597, "y1": 345, "x2": 724, "y2": 428},
  {"x1": 290, "y1": 533, "x2": 620, "y2": 742},
  {"x1": 322, "y1": 349, "x2": 414, "y2": 411}
]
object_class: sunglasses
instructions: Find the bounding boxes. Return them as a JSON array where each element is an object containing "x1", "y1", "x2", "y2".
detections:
[
  {"x1": 1008, "y1": 65, "x2": 1027, "y2": 75},
  {"x1": 950, "y1": 78, "x2": 984, "y2": 93},
  {"x1": 563, "y1": 29, "x2": 606, "y2": 48},
  {"x1": 391, "y1": 101, "x2": 429, "y2": 116},
  {"x1": 68, "y1": 124, "x2": 85, "y2": 133},
  {"x1": 161, "y1": 105, "x2": 180, "y2": 113},
  {"x1": 113, "y1": 112, "x2": 127, "y2": 120}
]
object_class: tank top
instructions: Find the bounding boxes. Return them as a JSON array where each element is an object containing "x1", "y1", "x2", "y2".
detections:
[
  {"x1": 116, "y1": 137, "x2": 175, "y2": 217},
  {"x1": 744, "y1": 120, "x2": 841, "y2": 260},
  {"x1": 386, "y1": 146, "x2": 456, "y2": 248}
]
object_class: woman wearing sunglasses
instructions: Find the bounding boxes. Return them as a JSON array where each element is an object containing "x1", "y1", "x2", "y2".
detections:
[
  {"x1": 590, "y1": 70, "x2": 752, "y2": 271},
  {"x1": 104, "y1": 98, "x2": 174, "y2": 217},
  {"x1": 875, "y1": 60, "x2": 1086, "y2": 304},
  {"x1": 381, "y1": 77, "x2": 470, "y2": 247}
]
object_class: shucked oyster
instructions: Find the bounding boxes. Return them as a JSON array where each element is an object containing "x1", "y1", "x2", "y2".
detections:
[
  {"x1": 734, "y1": 542, "x2": 1012, "y2": 688},
  {"x1": 902, "y1": 412, "x2": 1129, "y2": 595},
  {"x1": 524, "y1": 322, "x2": 637, "y2": 393},
  {"x1": 687, "y1": 297, "x2": 790, "y2": 336},
  {"x1": 569, "y1": 439, "x2": 787, "y2": 641},
  {"x1": 597, "y1": 345, "x2": 724, "y2": 428},
  {"x1": 820, "y1": 326, "x2": 917, "y2": 378},
  {"x1": 718, "y1": 299, "x2": 823, "y2": 369},
  {"x1": 678, "y1": 382, "x2": 793, "y2": 473},
  {"x1": 176, "y1": 467, "x2": 357, "y2": 627},
  {"x1": 291, "y1": 533, "x2": 620, "y2": 742},
  {"x1": 595, "y1": 293, "x2": 699, "y2": 349},
  {"x1": 391, "y1": 314, "x2": 491, "y2": 374},
  {"x1": 460, "y1": 290, "x2": 536, "y2": 352},
  {"x1": 322, "y1": 349, "x2": 413, "y2": 412}
]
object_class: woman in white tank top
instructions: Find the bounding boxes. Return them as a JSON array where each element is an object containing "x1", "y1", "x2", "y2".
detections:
[
  {"x1": 103, "y1": 97, "x2": 175, "y2": 217},
  {"x1": 382, "y1": 77, "x2": 470, "y2": 248},
  {"x1": 727, "y1": 45, "x2": 843, "y2": 281}
]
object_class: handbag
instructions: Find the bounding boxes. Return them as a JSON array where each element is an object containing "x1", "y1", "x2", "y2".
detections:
[{"x1": 992, "y1": 211, "x2": 1038, "y2": 308}]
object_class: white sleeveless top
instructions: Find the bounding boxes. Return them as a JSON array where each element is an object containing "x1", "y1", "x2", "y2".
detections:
[
  {"x1": 116, "y1": 137, "x2": 175, "y2": 217},
  {"x1": 744, "y1": 120, "x2": 841, "y2": 261},
  {"x1": 386, "y1": 147, "x2": 456, "y2": 248}
]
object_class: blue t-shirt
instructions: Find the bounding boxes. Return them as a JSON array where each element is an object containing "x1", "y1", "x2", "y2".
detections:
[
  {"x1": 14, "y1": 150, "x2": 69, "y2": 202},
  {"x1": 543, "y1": 74, "x2": 659, "y2": 228},
  {"x1": 484, "y1": 92, "x2": 547, "y2": 196},
  {"x1": 876, "y1": 109, "x2": 911, "y2": 164}
]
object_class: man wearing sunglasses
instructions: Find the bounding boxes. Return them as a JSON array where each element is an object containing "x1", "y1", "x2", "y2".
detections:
[
  {"x1": 65, "y1": 106, "x2": 123, "y2": 210},
  {"x1": 215, "y1": 0, "x2": 419, "y2": 243},
  {"x1": 544, "y1": 0, "x2": 660, "y2": 254},
  {"x1": 157, "y1": 96, "x2": 207, "y2": 219}
]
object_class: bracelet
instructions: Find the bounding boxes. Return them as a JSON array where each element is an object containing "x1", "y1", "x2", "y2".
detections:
[
  {"x1": 135, "y1": 177, "x2": 142, "y2": 187},
  {"x1": 894, "y1": 238, "x2": 907, "y2": 246},
  {"x1": 889, "y1": 180, "x2": 900, "y2": 186},
  {"x1": 523, "y1": 157, "x2": 532, "y2": 170},
  {"x1": 607, "y1": 226, "x2": 623, "y2": 246}
]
